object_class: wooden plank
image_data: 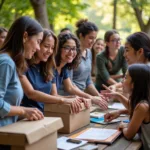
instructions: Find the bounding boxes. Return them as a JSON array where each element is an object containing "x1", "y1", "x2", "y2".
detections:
[
  {"x1": 104, "y1": 137, "x2": 131, "y2": 150},
  {"x1": 126, "y1": 141, "x2": 142, "y2": 150}
]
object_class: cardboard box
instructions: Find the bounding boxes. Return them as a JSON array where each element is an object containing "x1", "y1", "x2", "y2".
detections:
[
  {"x1": 0, "y1": 117, "x2": 63, "y2": 150},
  {"x1": 44, "y1": 103, "x2": 90, "y2": 134}
]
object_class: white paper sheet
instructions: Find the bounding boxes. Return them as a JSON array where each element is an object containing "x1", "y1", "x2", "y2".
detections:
[
  {"x1": 76, "y1": 128, "x2": 117, "y2": 141},
  {"x1": 57, "y1": 137, "x2": 87, "y2": 150},
  {"x1": 90, "y1": 112, "x2": 104, "y2": 118},
  {"x1": 108, "y1": 102, "x2": 125, "y2": 110}
]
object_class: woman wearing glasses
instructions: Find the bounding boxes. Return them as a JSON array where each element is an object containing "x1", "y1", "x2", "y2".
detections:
[
  {"x1": 51, "y1": 33, "x2": 108, "y2": 110},
  {"x1": 95, "y1": 30, "x2": 127, "y2": 91}
]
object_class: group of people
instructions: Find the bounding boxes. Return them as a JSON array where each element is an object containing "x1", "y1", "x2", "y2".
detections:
[{"x1": 0, "y1": 16, "x2": 150, "y2": 149}]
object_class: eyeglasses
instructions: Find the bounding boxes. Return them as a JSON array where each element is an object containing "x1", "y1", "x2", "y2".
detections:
[
  {"x1": 62, "y1": 46, "x2": 77, "y2": 52},
  {"x1": 110, "y1": 38, "x2": 122, "y2": 43}
]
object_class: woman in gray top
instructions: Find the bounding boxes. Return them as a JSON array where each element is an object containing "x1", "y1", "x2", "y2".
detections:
[
  {"x1": 71, "y1": 19, "x2": 101, "y2": 97},
  {"x1": 95, "y1": 30, "x2": 127, "y2": 91}
]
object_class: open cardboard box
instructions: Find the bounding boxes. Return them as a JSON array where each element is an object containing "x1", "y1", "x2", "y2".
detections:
[
  {"x1": 0, "y1": 117, "x2": 63, "y2": 150},
  {"x1": 44, "y1": 103, "x2": 90, "y2": 134}
]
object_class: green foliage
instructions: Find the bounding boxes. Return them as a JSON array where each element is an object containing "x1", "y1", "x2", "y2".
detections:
[{"x1": 0, "y1": 0, "x2": 88, "y2": 33}]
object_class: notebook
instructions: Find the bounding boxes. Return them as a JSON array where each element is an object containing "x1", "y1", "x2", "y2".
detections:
[
  {"x1": 90, "y1": 117, "x2": 121, "y2": 125},
  {"x1": 70, "y1": 128, "x2": 121, "y2": 145}
]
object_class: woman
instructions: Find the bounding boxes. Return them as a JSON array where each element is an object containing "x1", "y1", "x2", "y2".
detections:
[
  {"x1": 91, "y1": 38, "x2": 105, "y2": 77},
  {"x1": 20, "y1": 29, "x2": 85, "y2": 114},
  {"x1": 0, "y1": 16, "x2": 44, "y2": 150},
  {"x1": 70, "y1": 19, "x2": 100, "y2": 97},
  {"x1": 95, "y1": 30, "x2": 127, "y2": 91},
  {"x1": 105, "y1": 64, "x2": 150, "y2": 150},
  {"x1": 0, "y1": 27, "x2": 7, "y2": 48},
  {"x1": 104, "y1": 31, "x2": 150, "y2": 127},
  {"x1": 52, "y1": 33, "x2": 108, "y2": 110}
]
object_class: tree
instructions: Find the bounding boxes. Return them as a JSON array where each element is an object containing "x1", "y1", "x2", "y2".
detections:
[
  {"x1": 130, "y1": 0, "x2": 150, "y2": 34},
  {"x1": 113, "y1": 0, "x2": 117, "y2": 29},
  {"x1": 30, "y1": 0, "x2": 49, "y2": 28}
]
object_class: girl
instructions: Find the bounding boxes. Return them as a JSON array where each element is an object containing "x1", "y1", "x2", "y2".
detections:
[
  {"x1": 105, "y1": 64, "x2": 150, "y2": 150},
  {"x1": 52, "y1": 33, "x2": 108, "y2": 110},
  {"x1": 91, "y1": 38, "x2": 105, "y2": 77},
  {"x1": 20, "y1": 29, "x2": 85, "y2": 114},
  {"x1": 95, "y1": 30, "x2": 127, "y2": 91}
]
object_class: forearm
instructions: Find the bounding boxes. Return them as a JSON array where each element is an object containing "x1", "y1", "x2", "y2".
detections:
[
  {"x1": 7, "y1": 106, "x2": 24, "y2": 117},
  {"x1": 66, "y1": 85, "x2": 92, "y2": 99},
  {"x1": 26, "y1": 90, "x2": 63, "y2": 104},
  {"x1": 118, "y1": 109, "x2": 129, "y2": 115},
  {"x1": 110, "y1": 74, "x2": 123, "y2": 80},
  {"x1": 107, "y1": 77, "x2": 118, "y2": 85},
  {"x1": 86, "y1": 84, "x2": 100, "y2": 96}
]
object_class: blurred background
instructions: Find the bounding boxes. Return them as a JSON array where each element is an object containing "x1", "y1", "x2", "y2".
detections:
[{"x1": 0, "y1": 0, "x2": 150, "y2": 42}]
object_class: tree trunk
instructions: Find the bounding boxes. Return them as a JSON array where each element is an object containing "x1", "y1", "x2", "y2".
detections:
[
  {"x1": 113, "y1": 0, "x2": 117, "y2": 29},
  {"x1": 130, "y1": 0, "x2": 150, "y2": 34},
  {"x1": 30, "y1": 0, "x2": 50, "y2": 29}
]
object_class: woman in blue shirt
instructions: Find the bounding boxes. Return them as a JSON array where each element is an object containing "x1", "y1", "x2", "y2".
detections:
[
  {"x1": 0, "y1": 16, "x2": 44, "y2": 149},
  {"x1": 52, "y1": 33, "x2": 108, "y2": 110},
  {"x1": 20, "y1": 29, "x2": 85, "y2": 114}
]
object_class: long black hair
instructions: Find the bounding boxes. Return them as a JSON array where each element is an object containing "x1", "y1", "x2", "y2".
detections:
[{"x1": 128, "y1": 64, "x2": 150, "y2": 118}]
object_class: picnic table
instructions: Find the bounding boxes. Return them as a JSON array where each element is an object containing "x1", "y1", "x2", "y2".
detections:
[{"x1": 58, "y1": 105, "x2": 142, "y2": 150}]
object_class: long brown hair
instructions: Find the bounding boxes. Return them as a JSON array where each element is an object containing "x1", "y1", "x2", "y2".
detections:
[
  {"x1": 0, "y1": 16, "x2": 43, "y2": 76},
  {"x1": 28, "y1": 29, "x2": 57, "y2": 81}
]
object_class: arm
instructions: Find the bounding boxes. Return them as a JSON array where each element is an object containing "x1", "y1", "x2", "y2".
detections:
[
  {"x1": 20, "y1": 75, "x2": 64, "y2": 104},
  {"x1": 110, "y1": 74, "x2": 123, "y2": 80},
  {"x1": 104, "y1": 109, "x2": 129, "y2": 122},
  {"x1": 120, "y1": 103, "x2": 148, "y2": 140},
  {"x1": 0, "y1": 63, "x2": 43, "y2": 120},
  {"x1": 86, "y1": 83, "x2": 101, "y2": 96},
  {"x1": 63, "y1": 78, "x2": 108, "y2": 110}
]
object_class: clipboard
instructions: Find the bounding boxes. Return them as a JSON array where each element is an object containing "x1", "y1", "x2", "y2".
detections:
[{"x1": 69, "y1": 128, "x2": 121, "y2": 145}]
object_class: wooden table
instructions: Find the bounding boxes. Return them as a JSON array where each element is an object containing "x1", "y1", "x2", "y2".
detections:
[{"x1": 58, "y1": 108, "x2": 142, "y2": 150}]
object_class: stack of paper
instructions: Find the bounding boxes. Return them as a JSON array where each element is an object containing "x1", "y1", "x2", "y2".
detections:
[
  {"x1": 90, "y1": 112, "x2": 104, "y2": 118},
  {"x1": 108, "y1": 102, "x2": 125, "y2": 110}
]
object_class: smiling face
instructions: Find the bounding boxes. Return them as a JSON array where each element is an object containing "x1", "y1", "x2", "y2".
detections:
[
  {"x1": 23, "y1": 32, "x2": 43, "y2": 59},
  {"x1": 122, "y1": 71, "x2": 133, "y2": 94},
  {"x1": 36, "y1": 35, "x2": 55, "y2": 62},
  {"x1": 80, "y1": 31, "x2": 97, "y2": 49},
  {"x1": 61, "y1": 39, "x2": 77, "y2": 64},
  {"x1": 93, "y1": 39, "x2": 105, "y2": 54},
  {"x1": 124, "y1": 42, "x2": 139, "y2": 65},
  {"x1": 106, "y1": 33, "x2": 121, "y2": 50}
]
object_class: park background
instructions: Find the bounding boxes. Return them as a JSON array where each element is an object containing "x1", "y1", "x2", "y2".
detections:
[{"x1": 0, "y1": 0, "x2": 150, "y2": 42}]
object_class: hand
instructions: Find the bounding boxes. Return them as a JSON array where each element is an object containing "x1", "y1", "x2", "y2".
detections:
[
  {"x1": 65, "y1": 98, "x2": 82, "y2": 114},
  {"x1": 118, "y1": 122, "x2": 128, "y2": 130},
  {"x1": 104, "y1": 110, "x2": 120, "y2": 122},
  {"x1": 101, "y1": 84, "x2": 120, "y2": 100},
  {"x1": 92, "y1": 95, "x2": 108, "y2": 110},
  {"x1": 76, "y1": 97, "x2": 91, "y2": 109},
  {"x1": 22, "y1": 107, "x2": 44, "y2": 121}
]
